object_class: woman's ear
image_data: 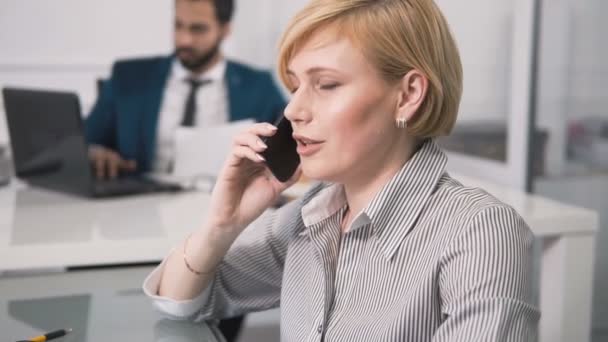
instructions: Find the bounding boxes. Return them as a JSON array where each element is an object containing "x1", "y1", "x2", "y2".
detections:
[{"x1": 394, "y1": 69, "x2": 428, "y2": 123}]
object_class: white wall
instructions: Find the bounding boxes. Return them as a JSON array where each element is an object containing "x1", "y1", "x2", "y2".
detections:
[
  {"x1": 0, "y1": 0, "x2": 173, "y2": 65},
  {"x1": 437, "y1": 0, "x2": 514, "y2": 124}
]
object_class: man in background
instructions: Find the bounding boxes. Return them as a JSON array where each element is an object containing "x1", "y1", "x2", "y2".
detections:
[
  {"x1": 85, "y1": 0, "x2": 285, "y2": 179},
  {"x1": 85, "y1": 0, "x2": 284, "y2": 340}
]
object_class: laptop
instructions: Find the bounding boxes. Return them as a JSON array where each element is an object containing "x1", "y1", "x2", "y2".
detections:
[{"x1": 2, "y1": 87, "x2": 182, "y2": 198}]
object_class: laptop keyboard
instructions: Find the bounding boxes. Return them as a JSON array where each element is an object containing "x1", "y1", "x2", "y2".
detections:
[{"x1": 91, "y1": 177, "x2": 182, "y2": 197}]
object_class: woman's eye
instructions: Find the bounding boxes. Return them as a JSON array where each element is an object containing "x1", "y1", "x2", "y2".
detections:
[{"x1": 319, "y1": 83, "x2": 339, "y2": 90}]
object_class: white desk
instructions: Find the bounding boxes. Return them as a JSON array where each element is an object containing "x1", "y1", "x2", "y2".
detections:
[
  {"x1": 0, "y1": 176, "x2": 599, "y2": 342},
  {"x1": 0, "y1": 183, "x2": 212, "y2": 271}
]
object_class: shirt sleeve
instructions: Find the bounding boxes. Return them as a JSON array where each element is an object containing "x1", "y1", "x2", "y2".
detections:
[
  {"x1": 142, "y1": 249, "x2": 213, "y2": 320},
  {"x1": 194, "y1": 196, "x2": 305, "y2": 321},
  {"x1": 433, "y1": 205, "x2": 541, "y2": 341}
]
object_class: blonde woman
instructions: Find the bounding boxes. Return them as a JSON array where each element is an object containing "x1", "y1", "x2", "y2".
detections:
[{"x1": 144, "y1": 0, "x2": 540, "y2": 340}]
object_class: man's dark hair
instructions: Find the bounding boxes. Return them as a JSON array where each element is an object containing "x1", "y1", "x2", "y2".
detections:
[
  {"x1": 182, "y1": 0, "x2": 234, "y2": 24},
  {"x1": 213, "y1": 0, "x2": 234, "y2": 24}
]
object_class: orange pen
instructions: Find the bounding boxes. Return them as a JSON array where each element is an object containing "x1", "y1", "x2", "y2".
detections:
[{"x1": 16, "y1": 328, "x2": 72, "y2": 342}]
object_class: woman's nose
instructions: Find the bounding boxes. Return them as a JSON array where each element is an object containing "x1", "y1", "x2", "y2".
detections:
[{"x1": 283, "y1": 89, "x2": 312, "y2": 124}]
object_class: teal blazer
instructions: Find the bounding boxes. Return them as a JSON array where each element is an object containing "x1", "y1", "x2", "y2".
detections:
[{"x1": 85, "y1": 55, "x2": 285, "y2": 173}]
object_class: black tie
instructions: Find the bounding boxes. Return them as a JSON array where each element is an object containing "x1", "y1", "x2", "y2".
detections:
[{"x1": 181, "y1": 79, "x2": 210, "y2": 127}]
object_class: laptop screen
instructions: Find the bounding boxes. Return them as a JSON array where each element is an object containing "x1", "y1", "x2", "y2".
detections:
[{"x1": 2, "y1": 87, "x2": 92, "y2": 194}]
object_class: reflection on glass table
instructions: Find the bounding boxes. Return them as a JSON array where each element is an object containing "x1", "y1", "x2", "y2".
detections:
[{"x1": 0, "y1": 266, "x2": 224, "y2": 342}]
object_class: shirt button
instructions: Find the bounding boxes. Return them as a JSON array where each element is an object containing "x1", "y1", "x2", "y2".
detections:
[{"x1": 317, "y1": 324, "x2": 323, "y2": 333}]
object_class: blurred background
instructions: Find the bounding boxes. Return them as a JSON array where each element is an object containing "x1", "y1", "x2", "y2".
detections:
[{"x1": 0, "y1": 0, "x2": 606, "y2": 341}]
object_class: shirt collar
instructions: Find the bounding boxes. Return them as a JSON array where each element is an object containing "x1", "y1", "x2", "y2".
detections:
[
  {"x1": 300, "y1": 139, "x2": 447, "y2": 260},
  {"x1": 171, "y1": 57, "x2": 227, "y2": 83}
]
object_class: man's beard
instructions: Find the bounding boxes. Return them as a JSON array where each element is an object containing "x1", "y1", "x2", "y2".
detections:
[{"x1": 175, "y1": 41, "x2": 221, "y2": 72}]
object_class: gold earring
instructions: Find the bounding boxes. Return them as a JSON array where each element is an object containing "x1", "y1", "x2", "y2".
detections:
[{"x1": 396, "y1": 117, "x2": 407, "y2": 129}]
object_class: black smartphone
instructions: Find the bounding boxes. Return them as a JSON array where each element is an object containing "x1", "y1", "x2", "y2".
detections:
[{"x1": 261, "y1": 116, "x2": 300, "y2": 182}]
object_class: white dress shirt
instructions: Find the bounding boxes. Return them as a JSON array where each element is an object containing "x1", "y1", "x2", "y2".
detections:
[
  {"x1": 143, "y1": 140, "x2": 539, "y2": 341},
  {"x1": 153, "y1": 59, "x2": 229, "y2": 173}
]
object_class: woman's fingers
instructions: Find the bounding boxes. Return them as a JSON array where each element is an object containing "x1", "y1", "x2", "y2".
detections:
[
  {"x1": 233, "y1": 124, "x2": 276, "y2": 149},
  {"x1": 247, "y1": 122, "x2": 278, "y2": 136},
  {"x1": 233, "y1": 133, "x2": 268, "y2": 153},
  {"x1": 232, "y1": 145, "x2": 266, "y2": 164},
  {"x1": 228, "y1": 123, "x2": 277, "y2": 165}
]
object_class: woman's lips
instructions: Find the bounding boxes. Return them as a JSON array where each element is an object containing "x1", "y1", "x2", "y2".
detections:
[
  {"x1": 296, "y1": 140, "x2": 323, "y2": 156},
  {"x1": 293, "y1": 134, "x2": 324, "y2": 157}
]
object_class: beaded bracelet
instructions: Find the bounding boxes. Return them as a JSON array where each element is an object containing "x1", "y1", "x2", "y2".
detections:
[{"x1": 183, "y1": 234, "x2": 214, "y2": 276}]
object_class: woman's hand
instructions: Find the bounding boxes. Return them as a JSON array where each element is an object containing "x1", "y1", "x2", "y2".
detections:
[
  {"x1": 162, "y1": 122, "x2": 300, "y2": 299},
  {"x1": 204, "y1": 122, "x2": 301, "y2": 238}
]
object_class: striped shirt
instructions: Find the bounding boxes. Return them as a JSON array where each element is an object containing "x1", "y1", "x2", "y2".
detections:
[{"x1": 144, "y1": 139, "x2": 540, "y2": 341}]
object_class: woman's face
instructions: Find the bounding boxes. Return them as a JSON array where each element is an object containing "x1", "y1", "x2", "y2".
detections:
[{"x1": 284, "y1": 32, "x2": 408, "y2": 184}]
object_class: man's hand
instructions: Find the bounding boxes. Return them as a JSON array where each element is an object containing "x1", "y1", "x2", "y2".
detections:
[{"x1": 88, "y1": 145, "x2": 137, "y2": 179}]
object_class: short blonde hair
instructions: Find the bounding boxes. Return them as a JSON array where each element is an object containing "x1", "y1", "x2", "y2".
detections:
[{"x1": 277, "y1": 0, "x2": 463, "y2": 137}]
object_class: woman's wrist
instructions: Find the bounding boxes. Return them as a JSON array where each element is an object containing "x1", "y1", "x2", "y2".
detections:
[
  {"x1": 182, "y1": 234, "x2": 216, "y2": 275},
  {"x1": 184, "y1": 221, "x2": 242, "y2": 272},
  {"x1": 203, "y1": 216, "x2": 246, "y2": 242}
]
